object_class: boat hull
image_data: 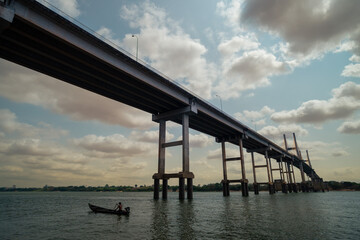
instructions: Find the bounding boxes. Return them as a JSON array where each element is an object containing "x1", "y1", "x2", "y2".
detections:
[{"x1": 88, "y1": 203, "x2": 130, "y2": 216}]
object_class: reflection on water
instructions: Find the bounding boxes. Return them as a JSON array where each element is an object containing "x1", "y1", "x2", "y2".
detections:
[
  {"x1": 0, "y1": 191, "x2": 359, "y2": 240},
  {"x1": 151, "y1": 199, "x2": 195, "y2": 239},
  {"x1": 151, "y1": 200, "x2": 169, "y2": 239}
]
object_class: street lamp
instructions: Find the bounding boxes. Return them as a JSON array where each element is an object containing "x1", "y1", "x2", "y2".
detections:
[
  {"x1": 132, "y1": 34, "x2": 138, "y2": 61},
  {"x1": 215, "y1": 94, "x2": 223, "y2": 111}
]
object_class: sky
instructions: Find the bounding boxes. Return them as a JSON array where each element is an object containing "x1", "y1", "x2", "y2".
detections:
[{"x1": 0, "y1": 0, "x2": 359, "y2": 188}]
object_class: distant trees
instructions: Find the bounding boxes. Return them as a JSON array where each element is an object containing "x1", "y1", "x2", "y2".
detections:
[{"x1": 0, "y1": 181, "x2": 359, "y2": 192}]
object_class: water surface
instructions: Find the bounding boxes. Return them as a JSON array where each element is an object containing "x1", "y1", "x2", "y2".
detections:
[{"x1": 0, "y1": 191, "x2": 359, "y2": 239}]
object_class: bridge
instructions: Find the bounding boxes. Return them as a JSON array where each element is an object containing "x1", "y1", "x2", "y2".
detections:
[{"x1": 0, "y1": 0, "x2": 326, "y2": 199}]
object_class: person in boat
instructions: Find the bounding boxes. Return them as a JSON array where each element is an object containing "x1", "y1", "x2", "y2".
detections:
[{"x1": 115, "y1": 202, "x2": 122, "y2": 212}]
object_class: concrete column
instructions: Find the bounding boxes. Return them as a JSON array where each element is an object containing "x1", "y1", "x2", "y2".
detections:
[
  {"x1": 265, "y1": 151, "x2": 274, "y2": 194},
  {"x1": 187, "y1": 178, "x2": 193, "y2": 199},
  {"x1": 280, "y1": 157, "x2": 287, "y2": 193},
  {"x1": 300, "y1": 162, "x2": 306, "y2": 193},
  {"x1": 158, "y1": 120, "x2": 166, "y2": 175},
  {"x1": 287, "y1": 162, "x2": 293, "y2": 193},
  {"x1": 251, "y1": 152, "x2": 259, "y2": 195},
  {"x1": 239, "y1": 138, "x2": 248, "y2": 197},
  {"x1": 179, "y1": 177, "x2": 185, "y2": 200},
  {"x1": 154, "y1": 179, "x2": 159, "y2": 200},
  {"x1": 182, "y1": 114, "x2": 189, "y2": 173},
  {"x1": 291, "y1": 161, "x2": 298, "y2": 193},
  {"x1": 221, "y1": 141, "x2": 229, "y2": 196},
  {"x1": 162, "y1": 179, "x2": 168, "y2": 199}
]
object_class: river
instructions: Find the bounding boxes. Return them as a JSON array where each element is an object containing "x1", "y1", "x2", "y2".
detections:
[{"x1": 0, "y1": 191, "x2": 359, "y2": 239}]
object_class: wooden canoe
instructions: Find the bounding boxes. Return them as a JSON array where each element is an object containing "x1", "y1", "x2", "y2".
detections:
[{"x1": 88, "y1": 203, "x2": 130, "y2": 216}]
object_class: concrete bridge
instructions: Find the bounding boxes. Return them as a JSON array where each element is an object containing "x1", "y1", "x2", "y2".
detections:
[{"x1": 0, "y1": 0, "x2": 326, "y2": 199}]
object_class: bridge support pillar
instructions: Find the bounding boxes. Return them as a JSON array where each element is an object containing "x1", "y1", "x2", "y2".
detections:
[
  {"x1": 250, "y1": 152, "x2": 259, "y2": 195},
  {"x1": 154, "y1": 179, "x2": 159, "y2": 200},
  {"x1": 222, "y1": 180, "x2": 230, "y2": 196},
  {"x1": 268, "y1": 183, "x2": 275, "y2": 194},
  {"x1": 221, "y1": 141, "x2": 230, "y2": 196},
  {"x1": 241, "y1": 179, "x2": 249, "y2": 197},
  {"x1": 220, "y1": 137, "x2": 248, "y2": 197},
  {"x1": 279, "y1": 157, "x2": 288, "y2": 193},
  {"x1": 265, "y1": 151, "x2": 274, "y2": 195},
  {"x1": 152, "y1": 106, "x2": 195, "y2": 200},
  {"x1": 187, "y1": 178, "x2": 193, "y2": 200},
  {"x1": 253, "y1": 183, "x2": 259, "y2": 195},
  {"x1": 162, "y1": 179, "x2": 168, "y2": 199},
  {"x1": 281, "y1": 182, "x2": 288, "y2": 193},
  {"x1": 179, "y1": 177, "x2": 185, "y2": 200}
]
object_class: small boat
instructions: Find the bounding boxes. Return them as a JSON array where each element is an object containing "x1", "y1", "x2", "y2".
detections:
[{"x1": 88, "y1": 203, "x2": 130, "y2": 216}]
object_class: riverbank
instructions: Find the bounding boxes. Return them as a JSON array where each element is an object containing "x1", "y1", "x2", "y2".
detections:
[{"x1": 1, "y1": 181, "x2": 359, "y2": 192}]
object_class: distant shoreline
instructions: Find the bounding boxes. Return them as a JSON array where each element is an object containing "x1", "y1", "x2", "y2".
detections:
[{"x1": 1, "y1": 181, "x2": 359, "y2": 192}]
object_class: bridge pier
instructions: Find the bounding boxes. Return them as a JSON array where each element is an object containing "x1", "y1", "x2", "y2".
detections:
[
  {"x1": 220, "y1": 137, "x2": 248, "y2": 197},
  {"x1": 265, "y1": 151, "x2": 275, "y2": 194},
  {"x1": 280, "y1": 157, "x2": 288, "y2": 193},
  {"x1": 152, "y1": 105, "x2": 196, "y2": 200},
  {"x1": 249, "y1": 149, "x2": 275, "y2": 195},
  {"x1": 250, "y1": 152, "x2": 259, "y2": 195}
]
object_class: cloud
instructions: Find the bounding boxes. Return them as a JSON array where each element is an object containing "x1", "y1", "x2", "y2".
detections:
[
  {"x1": 337, "y1": 120, "x2": 360, "y2": 134},
  {"x1": 96, "y1": 27, "x2": 122, "y2": 47},
  {"x1": 207, "y1": 147, "x2": 240, "y2": 160},
  {"x1": 73, "y1": 134, "x2": 156, "y2": 157},
  {"x1": 0, "y1": 60, "x2": 154, "y2": 129},
  {"x1": 120, "y1": 1, "x2": 216, "y2": 99},
  {"x1": 331, "y1": 150, "x2": 350, "y2": 157},
  {"x1": 240, "y1": 0, "x2": 360, "y2": 61},
  {"x1": 189, "y1": 133, "x2": 213, "y2": 148},
  {"x1": 341, "y1": 63, "x2": 360, "y2": 77},
  {"x1": 5, "y1": 139, "x2": 59, "y2": 156},
  {"x1": 44, "y1": 0, "x2": 81, "y2": 18},
  {"x1": 0, "y1": 109, "x2": 68, "y2": 139},
  {"x1": 258, "y1": 124, "x2": 309, "y2": 140},
  {"x1": 271, "y1": 82, "x2": 360, "y2": 125},
  {"x1": 130, "y1": 130, "x2": 174, "y2": 143},
  {"x1": 216, "y1": 50, "x2": 289, "y2": 99},
  {"x1": 216, "y1": 0, "x2": 243, "y2": 32},
  {"x1": 235, "y1": 106, "x2": 275, "y2": 122},
  {"x1": 218, "y1": 35, "x2": 260, "y2": 57}
]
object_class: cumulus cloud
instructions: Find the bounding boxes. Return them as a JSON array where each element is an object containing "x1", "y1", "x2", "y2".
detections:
[
  {"x1": 337, "y1": 120, "x2": 360, "y2": 134},
  {"x1": 207, "y1": 147, "x2": 240, "y2": 160},
  {"x1": 73, "y1": 134, "x2": 156, "y2": 157},
  {"x1": 341, "y1": 63, "x2": 360, "y2": 77},
  {"x1": 218, "y1": 35, "x2": 260, "y2": 57},
  {"x1": 0, "y1": 109, "x2": 68, "y2": 139},
  {"x1": 235, "y1": 106, "x2": 275, "y2": 122},
  {"x1": 130, "y1": 130, "x2": 174, "y2": 143},
  {"x1": 5, "y1": 139, "x2": 59, "y2": 156},
  {"x1": 189, "y1": 133, "x2": 213, "y2": 148},
  {"x1": 271, "y1": 82, "x2": 360, "y2": 125},
  {"x1": 0, "y1": 60, "x2": 154, "y2": 129},
  {"x1": 120, "y1": 1, "x2": 216, "y2": 99},
  {"x1": 216, "y1": 0, "x2": 243, "y2": 32},
  {"x1": 240, "y1": 0, "x2": 360, "y2": 61},
  {"x1": 258, "y1": 124, "x2": 308, "y2": 140},
  {"x1": 216, "y1": 50, "x2": 289, "y2": 99}
]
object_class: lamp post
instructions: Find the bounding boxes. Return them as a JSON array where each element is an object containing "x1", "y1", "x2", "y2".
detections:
[
  {"x1": 132, "y1": 34, "x2": 138, "y2": 61},
  {"x1": 215, "y1": 94, "x2": 223, "y2": 111}
]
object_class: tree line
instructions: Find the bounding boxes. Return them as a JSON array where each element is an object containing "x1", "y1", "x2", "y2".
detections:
[{"x1": 1, "y1": 181, "x2": 359, "y2": 192}]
